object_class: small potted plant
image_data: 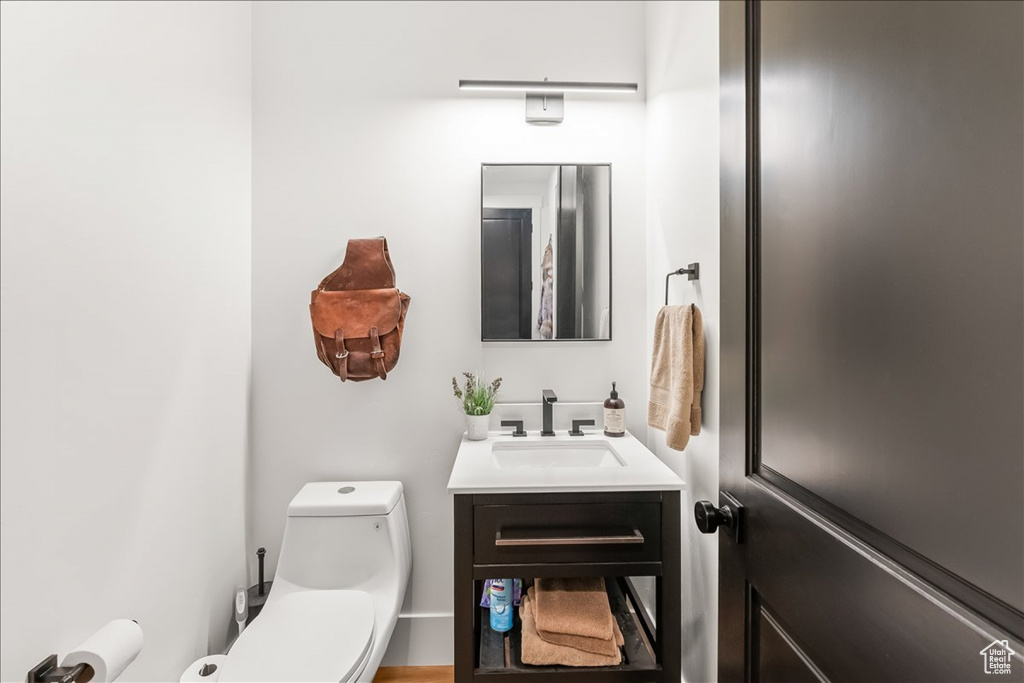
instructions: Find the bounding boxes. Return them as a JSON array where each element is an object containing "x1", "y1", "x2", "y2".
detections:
[{"x1": 452, "y1": 372, "x2": 502, "y2": 440}]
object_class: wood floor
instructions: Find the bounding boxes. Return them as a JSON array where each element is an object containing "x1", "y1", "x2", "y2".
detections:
[{"x1": 373, "y1": 666, "x2": 454, "y2": 683}]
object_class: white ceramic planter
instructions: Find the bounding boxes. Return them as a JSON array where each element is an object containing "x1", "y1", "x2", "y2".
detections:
[{"x1": 465, "y1": 414, "x2": 490, "y2": 441}]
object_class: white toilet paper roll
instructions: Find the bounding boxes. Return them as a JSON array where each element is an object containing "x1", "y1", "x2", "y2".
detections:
[{"x1": 61, "y1": 619, "x2": 143, "y2": 683}]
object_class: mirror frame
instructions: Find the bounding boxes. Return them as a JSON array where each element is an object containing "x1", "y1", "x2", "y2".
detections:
[{"x1": 480, "y1": 162, "x2": 613, "y2": 342}]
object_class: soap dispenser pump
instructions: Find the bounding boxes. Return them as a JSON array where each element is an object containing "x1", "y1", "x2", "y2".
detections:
[{"x1": 604, "y1": 382, "x2": 625, "y2": 437}]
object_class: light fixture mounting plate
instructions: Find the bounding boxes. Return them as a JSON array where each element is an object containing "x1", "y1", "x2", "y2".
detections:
[{"x1": 525, "y1": 92, "x2": 564, "y2": 125}]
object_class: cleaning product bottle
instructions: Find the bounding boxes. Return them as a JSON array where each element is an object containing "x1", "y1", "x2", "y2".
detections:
[
  {"x1": 234, "y1": 586, "x2": 248, "y2": 635},
  {"x1": 604, "y1": 382, "x2": 625, "y2": 437},
  {"x1": 489, "y1": 578, "x2": 514, "y2": 632}
]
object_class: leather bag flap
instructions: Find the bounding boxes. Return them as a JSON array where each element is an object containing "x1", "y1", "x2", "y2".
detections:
[{"x1": 310, "y1": 288, "x2": 403, "y2": 338}]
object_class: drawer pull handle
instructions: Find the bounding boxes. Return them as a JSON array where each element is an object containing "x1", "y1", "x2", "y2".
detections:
[{"x1": 495, "y1": 529, "x2": 644, "y2": 547}]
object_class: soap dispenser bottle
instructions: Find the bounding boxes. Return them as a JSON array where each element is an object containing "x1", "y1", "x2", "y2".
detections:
[{"x1": 604, "y1": 382, "x2": 625, "y2": 437}]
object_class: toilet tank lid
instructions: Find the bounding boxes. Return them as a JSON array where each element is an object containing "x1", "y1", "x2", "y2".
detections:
[{"x1": 288, "y1": 481, "x2": 403, "y2": 517}]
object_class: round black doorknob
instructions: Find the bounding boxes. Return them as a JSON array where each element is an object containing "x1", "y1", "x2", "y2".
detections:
[{"x1": 694, "y1": 500, "x2": 734, "y2": 534}]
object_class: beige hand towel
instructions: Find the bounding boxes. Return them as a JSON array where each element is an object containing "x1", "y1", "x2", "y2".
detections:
[
  {"x1": 529, "y1": 587, "x2": 624, "y2": 657},
  {"x1": 532, "y1": 577, "x2": 615, "y2": 640},
  {"x1": 520, "y1": 594, "x2": 623, "y2": 667},
  {"x1": 648, "y1": 303, "x2": 705, "y2": 451}
]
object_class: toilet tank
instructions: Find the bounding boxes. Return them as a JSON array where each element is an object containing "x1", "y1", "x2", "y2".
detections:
[{"x1": 274, "y1": 481, "x2": 412, "y2": 593}]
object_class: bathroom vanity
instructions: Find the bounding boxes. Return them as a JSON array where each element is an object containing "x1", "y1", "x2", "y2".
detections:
[{"x1": 448, "y1": 431, "x2": 684, "y2": 683}]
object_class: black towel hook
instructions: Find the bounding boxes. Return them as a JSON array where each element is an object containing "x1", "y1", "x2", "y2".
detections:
[{"x1": 665, "y1": 263, "x2": 700, "y2": 305}]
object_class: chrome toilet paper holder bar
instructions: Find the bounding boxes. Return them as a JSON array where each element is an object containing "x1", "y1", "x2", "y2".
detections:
[{"x1": 25, "y1": 655, "x2": 91, "y2": 683}]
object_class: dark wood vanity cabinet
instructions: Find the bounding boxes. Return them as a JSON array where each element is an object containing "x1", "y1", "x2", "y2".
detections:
[{"x1": 453, "y1": 491, "x2": 681, "y2": 683}]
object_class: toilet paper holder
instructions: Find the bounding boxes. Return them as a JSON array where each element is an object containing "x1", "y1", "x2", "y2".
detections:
[
  {"x1": 26, "y1": 618, "x2": 140, "y2": 683},
  {"x1": 25, "y1": 655, "x2": 91, "y2": 683}
]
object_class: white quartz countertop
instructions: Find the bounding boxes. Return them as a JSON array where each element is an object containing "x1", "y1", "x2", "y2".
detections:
[{"x1": 446, "y1": 430, "x2": 686, "y2": 494}]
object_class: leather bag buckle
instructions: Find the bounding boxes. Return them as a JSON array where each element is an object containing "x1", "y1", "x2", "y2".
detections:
[
  {"x1": 334, "y1": 328, "x2": 349, "y2": 359},
  {"x1": 334, "y1": 329, "x2": 350, "y2": 382},
  {"x1": 369, "y1": 327, "x2": 385, "y2": 359}
]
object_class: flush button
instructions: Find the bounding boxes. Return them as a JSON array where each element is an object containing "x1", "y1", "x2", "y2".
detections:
[
  {"x1": 199, "y1": 663, "x2": 218, "y2": 677},
  {"x1": 338, "y1": 486, "x2": 356, "y2": 494}
]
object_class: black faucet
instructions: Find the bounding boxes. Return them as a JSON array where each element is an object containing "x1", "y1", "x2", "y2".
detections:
[{"x1": 541, "y1": 389, "x2": 558, "y2": 436}]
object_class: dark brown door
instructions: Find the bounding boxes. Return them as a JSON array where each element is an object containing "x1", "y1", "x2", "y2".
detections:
[
  {"x1": 716, "y1": 2, "x2": 1023, "y2": 681},
  {"x1": 482, "y1": 208, "x2": 533, "y2": 340}
]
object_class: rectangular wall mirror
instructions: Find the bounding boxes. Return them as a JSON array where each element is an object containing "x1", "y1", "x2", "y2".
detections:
[{"x1": 481, "y1": 164, "x2": 611, "y2": 341}]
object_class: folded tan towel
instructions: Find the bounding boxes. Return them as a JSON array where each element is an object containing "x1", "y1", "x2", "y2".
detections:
[
  {"x1": 520, "y1": 593, "x2": 622, "y2": 667},
  {"x1": 532, "y1": 577, "x2": 615, "y2": 640},
  {"x1": 530, "y1": 587, "x2": 624, "y2": 657},
  {"x1": 648, "y1": 303, "x2": 705, "y2": 450}
]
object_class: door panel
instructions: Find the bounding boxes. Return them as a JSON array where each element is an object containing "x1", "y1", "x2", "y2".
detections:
[
  {"x1": 481, "y1": 208, "x2": 532, "y2": 340},
  {"x1": 557, "y1": 166, "x2": 579, "y2": 339},
  {"x1": 757, "y1": 603, "x2": 822, "y2": 683},
  {"x1": 719, "y1": 1, "x2": 1024, "y2": 681},
  {"x1": 758, "y1": 0, "x2": 1024, "y2": 612},
  {"x1": 744, "y1": 482, "x2": 1011, "y2": 682}
]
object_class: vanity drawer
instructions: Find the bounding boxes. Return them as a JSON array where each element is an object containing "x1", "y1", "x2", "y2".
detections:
[{"x1": 474, "y1": 502, "x2": 662, "y2": 565}]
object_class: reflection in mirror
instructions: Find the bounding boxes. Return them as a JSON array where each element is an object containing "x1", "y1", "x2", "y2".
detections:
[{"x1": 481, "y1": 164, "x2": 611, "y2": 341}]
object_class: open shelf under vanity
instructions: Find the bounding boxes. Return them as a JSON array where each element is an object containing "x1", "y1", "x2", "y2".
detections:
[{"x1": 476, "y1": 577, "x2": 659, "y2": 682}]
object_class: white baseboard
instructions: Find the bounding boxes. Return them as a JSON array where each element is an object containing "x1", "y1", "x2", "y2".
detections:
[{"x1": 380, "y1": 613, "x2": 454, "y2": 666}]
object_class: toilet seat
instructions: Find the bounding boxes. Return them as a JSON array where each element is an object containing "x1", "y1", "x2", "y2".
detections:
[{"x1": 218, "y1": 590, "x2": 375, "y2": 683}]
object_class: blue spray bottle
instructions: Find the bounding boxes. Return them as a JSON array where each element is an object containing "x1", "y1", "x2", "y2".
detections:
[{"x1": 489, "y1": 578, "x2": 514, "y2": 632}]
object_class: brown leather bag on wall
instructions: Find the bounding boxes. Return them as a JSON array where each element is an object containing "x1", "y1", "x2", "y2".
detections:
[{"x1": 310, "y1": 237, "x2": 411, "y2": 381}]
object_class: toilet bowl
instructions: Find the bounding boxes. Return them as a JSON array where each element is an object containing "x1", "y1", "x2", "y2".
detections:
[{"x1": 183, "y1": 481, "x2": 412, "y2": 683}]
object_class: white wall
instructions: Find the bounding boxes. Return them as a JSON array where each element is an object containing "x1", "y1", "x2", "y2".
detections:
[
  {"x1": 251, "y1": 0, "x2": 646, "y2": 665},
  {"x1": 0, "y1": 2, "x2": 252, "y2": 681},
  {"x1": 646, "y1": 2, "x2": 721, "y2": 682}
]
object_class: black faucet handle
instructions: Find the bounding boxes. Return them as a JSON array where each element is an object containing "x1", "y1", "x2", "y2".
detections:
[
  {"x1": 569, "y1": 419, "x2": 596, "y2": 436},
  {"x1": 500, "y1": 420, "x2": 527, "y2": 437},
  {"x1": 542, "y1": 389, "x2": 558, "y2": 403}
]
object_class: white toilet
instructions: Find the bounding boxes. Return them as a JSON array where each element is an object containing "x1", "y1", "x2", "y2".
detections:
[{"x1": 182, "y1": 481, "x2": 412, "y2": 683}]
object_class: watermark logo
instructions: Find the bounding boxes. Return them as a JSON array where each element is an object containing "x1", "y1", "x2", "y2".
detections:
[{"x1": 980, "y1": 640, "x2": 1016, "y2": 676}]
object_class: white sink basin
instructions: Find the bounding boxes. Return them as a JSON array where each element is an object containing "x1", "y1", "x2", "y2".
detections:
[
  {"x1": 447, "y1": 430, "x2": 685, "y2": 494},
  {"x1": 491, "y1": 440, "x2": 625, "y2": 469}
]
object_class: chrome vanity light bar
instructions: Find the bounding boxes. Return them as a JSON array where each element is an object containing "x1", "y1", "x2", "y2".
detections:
[
  {"x1": 458, "y1": 79, "x2": 639, "y2": 94},
  {"x1": 458, "y1": 79, "x2": 638, "y2": 125}
]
